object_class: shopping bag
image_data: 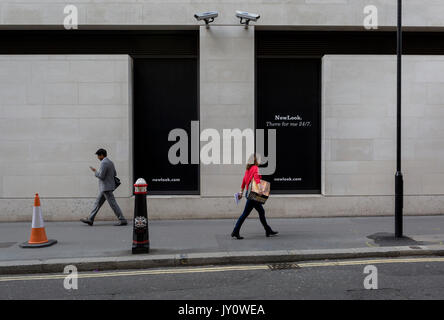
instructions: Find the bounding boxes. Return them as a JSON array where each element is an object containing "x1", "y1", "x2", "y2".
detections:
[{"x1": 247, "y1": 179, "x2": 270, "y2": 204}]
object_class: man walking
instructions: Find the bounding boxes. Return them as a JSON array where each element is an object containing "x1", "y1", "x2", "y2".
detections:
[{"x1": 81, "y1": 148, "x2": 128, "y2": 226}]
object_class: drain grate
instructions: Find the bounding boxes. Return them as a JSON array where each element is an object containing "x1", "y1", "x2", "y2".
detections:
[
  {"x1": 268, "y1": 263, "x2": 300, "y2": 271},
  {"x1": 0, "y1": 242, "x2": 17, "y2": 248}
]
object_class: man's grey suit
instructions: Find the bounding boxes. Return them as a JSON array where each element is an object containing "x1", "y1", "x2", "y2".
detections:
[{"x1": 88, "y1": 157, "x2": 126, "y2": 222}]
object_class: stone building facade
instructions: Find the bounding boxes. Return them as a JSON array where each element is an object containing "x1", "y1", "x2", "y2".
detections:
[{"x1": 1, "y1": 1, "x2": 444, "y2": 221}]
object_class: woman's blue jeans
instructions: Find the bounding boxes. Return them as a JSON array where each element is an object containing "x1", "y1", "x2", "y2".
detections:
[{"x1": 233, "y1": 199, "x2": 272, "y2": 234}]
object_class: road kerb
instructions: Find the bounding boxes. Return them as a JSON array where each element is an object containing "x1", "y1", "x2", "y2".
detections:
[{"x1": 1, "y1": 245, "x2": 444, "y2": 275}]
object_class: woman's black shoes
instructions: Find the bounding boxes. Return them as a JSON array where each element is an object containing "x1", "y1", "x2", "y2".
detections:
[
  {"x1": 231, "y1": 232, "x2": 244, "y2": 240},
  {"x1": 266, "y1": 230, "x2": 279, "y2": 237},
  {"x1": 231, "y1": 231, "x2": 277, "y2": 238}
]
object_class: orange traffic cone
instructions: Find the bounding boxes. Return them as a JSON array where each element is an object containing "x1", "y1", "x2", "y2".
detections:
[{"x1": 20, "y1": 194, "x2": 57, "y2": 248}]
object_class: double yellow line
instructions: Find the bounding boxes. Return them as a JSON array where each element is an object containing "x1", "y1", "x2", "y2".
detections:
[
  {"x1": 0, "y1": 265, "x2": 268, "y2": 282},
  {"x1": 1, "y1": 257, "x2": 444, "y2": 282},
  {"x1": 297, "y1": 257, "x2": 444, "y2": 268}
]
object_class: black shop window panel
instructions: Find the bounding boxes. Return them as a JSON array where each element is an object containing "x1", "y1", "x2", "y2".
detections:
[
  {"x1": 133, "y1": 57, "x2": 199, "y2": 195},
  {"x1": 256, "y1": 58, "x2": 321, "y2": 194}
]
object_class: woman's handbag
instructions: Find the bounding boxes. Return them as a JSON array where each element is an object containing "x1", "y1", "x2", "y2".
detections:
[{"x1": 247, "y1": 179, "x2": 270, "y2": 204}]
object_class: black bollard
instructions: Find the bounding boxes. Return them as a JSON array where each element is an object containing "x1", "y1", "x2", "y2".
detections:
[{"x1": 132, "y1": 178, "x2": 149, "y2": 254}]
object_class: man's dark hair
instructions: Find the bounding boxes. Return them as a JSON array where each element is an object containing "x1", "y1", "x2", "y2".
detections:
[{"x1": 95, "y1": 148, "x2": 107, "y2": 157}]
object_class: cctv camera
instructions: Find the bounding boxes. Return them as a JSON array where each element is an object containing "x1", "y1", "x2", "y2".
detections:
[
  {"x1": 235, "y1": 11, "x2": 260, "y2": 22},
  {"x1": 235, "y1": 10, "x2": 260, "y2": 28},
  {"x1": 194, "y1": 11, "x2": 218, "y2": 21},
  {"x1": 194, "y1": 11, "x2": 218, "y2": 28}
]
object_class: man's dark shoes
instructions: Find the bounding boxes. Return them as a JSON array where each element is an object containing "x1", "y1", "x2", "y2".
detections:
[
  {"x1": 80, "y1": 218, "x2": 93, "y2": 226},
  {"x1": 266, "y1": 230, "x2": 278, "y2": 237},
  {"x1": 231, "y1": 231, "x2": 244, "y2": 240},
  {"x1": 114, "y1": 220, "x2": 128, "y2": 226}
]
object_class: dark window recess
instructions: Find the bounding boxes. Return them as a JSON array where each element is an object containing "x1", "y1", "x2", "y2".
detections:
[
  {"x1": 133, "y1": 58, "x2": 199, "y2": 195},
  {"x1": 2, "y1": 30, "x2": 444, "y2": 56},
  {"x1": 256, "y1": 58, "x2": 321, "y2": 194},
  {"x1": 0, "y1": 30, "x2": 198, "y2": 56},
  {"x1": 256, "y1": 31, "x2": 444, "y2": 56}
]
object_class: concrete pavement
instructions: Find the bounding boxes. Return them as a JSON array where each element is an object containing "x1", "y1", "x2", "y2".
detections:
[{"x1": 1, "y1": 216, "x2": 444, "y2": 274}]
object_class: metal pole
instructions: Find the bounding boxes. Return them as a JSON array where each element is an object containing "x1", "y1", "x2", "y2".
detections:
[{"x1": 395, "y1": 0, "x2": 404, "y2": 238}]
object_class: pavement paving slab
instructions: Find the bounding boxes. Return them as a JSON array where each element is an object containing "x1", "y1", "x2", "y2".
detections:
[{"x1": 1, "y1": 215, "x2": 444, "y2": 274}]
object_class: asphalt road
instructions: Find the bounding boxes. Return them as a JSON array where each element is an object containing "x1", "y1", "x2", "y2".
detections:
[{"x1": 1, "y1": 257, "x2": 444, "y2": 300}]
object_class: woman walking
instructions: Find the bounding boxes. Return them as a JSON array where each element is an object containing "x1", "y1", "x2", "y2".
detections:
[{"x1": 231, "y1": 154, "x2": 278, "y2": 240}]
